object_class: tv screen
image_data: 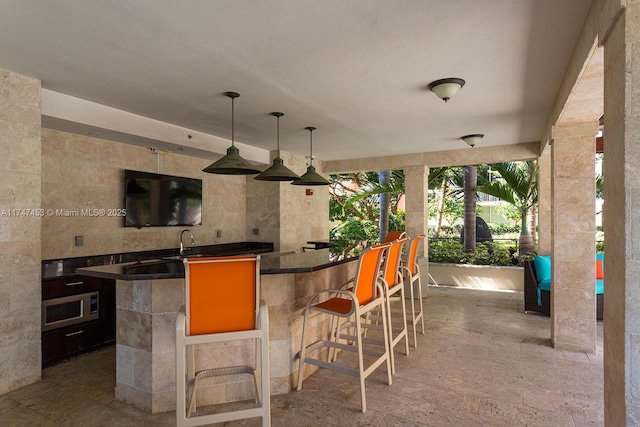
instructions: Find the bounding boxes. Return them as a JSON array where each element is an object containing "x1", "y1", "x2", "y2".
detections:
[{"x1": 124, "y1": 170, "x2": 202, "y2": 227}]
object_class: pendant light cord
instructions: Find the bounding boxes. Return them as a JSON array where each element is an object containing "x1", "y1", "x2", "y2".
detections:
[
  {"x1": 309, "y1": 129, "x2": 313, "y2": 166},
  {"x1": 231, "y1": 96, "x2": 235, "y2": 147},
  {"x1": 276, "y1": 115, "x2": 280, "y2": 155}
]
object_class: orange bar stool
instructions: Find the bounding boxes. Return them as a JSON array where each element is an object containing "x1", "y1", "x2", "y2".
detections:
[
  {"x1": 176, "y1": 255, "x2": 270, "y2": 427},
  {"x1": 402, "y1": 234, "x2": 426, "y2": 347},
  {"x1": 296, "y1": 244, "x2": 392, "y2": 413},
  {"x1": 378, "y1": 236, "x2": 410, "y2": 374},
  {"x1": 383, "y1": 230, "x2": 406, "y2": 243}
]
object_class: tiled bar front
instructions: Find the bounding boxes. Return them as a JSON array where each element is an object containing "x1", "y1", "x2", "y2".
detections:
[{"x1": 112, "y1": 259, "x2": 357, "y2": 413}]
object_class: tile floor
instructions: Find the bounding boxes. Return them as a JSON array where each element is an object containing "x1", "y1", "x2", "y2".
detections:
[{"x1": 0, "y1": 286, "x2": 603, "y2": 426}]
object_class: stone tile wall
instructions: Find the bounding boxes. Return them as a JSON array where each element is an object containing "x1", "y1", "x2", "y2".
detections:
[
  {"x1": 246, "y1": 149, "x2": 330, "y2": 253},
  {"x1": 0, "y1": 69, "x2": 42, "y2": 394},
  {"x1": 41, "y1": 129, "x2": 248, "y2": 259}
]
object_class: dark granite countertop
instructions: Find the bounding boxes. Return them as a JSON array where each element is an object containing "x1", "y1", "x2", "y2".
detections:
[
  {"x1": 76, "y1": 249, "x2": 357, "y2": 281},
  {"x1": 42, "y1": 242, "x2": 274, "y2": 279}
]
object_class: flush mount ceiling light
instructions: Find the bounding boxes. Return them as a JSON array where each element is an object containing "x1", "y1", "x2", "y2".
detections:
[
  {"x1": 428, "y1": 78, "x2": 466, "y2": 102},
  {"x1": 254, "y1": 112, "x2": 301, "y2": 182},
  {"x1": 291, "y1": 127, "x2": 330, "y2": 186},
  {"x1": 461, "y1": 134, "x2": 484, "y2": 148},
  {"x1": 202, "y1": 91, "x2": 261, "y2": 175}
]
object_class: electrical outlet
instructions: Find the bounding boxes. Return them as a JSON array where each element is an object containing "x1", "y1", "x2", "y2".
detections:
[
  {"x1": 253, "y1": 228, "x2": 259, "y2": 236},
  {"x1": 74, "y1": 236, "x2": 83, "y2": 246}
]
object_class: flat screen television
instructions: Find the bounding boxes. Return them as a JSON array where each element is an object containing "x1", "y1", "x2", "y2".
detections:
[{"x1": 124, "y1": 170, "x2": 202, "y2": 227}]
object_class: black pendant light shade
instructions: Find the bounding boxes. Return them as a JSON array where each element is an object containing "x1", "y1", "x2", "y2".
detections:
[
  {"x1": 254, "y1": 112, "x2": 301, "y2": 181},
  {"x1": 202, "y1": 92, "x2": 261, "y2": 175},
  {"x1": 291, "y1": 127, "x2": 330, "y2": 186}
]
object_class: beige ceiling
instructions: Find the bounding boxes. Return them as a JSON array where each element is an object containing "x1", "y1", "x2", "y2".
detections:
[{"x1": 0, "y1": 0, "x2": 593, "y2": 163}]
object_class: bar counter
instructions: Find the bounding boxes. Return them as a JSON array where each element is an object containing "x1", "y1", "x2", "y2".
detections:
[
  {"x1": 76, "y1": 248, "x2": 356, "y2": 280},
  {"x1": 77, "y1": 249, "x2": 358, "y2": 413}
]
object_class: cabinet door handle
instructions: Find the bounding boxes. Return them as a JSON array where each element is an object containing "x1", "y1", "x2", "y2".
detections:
[
  {"x1": 65, "y1": 281, "x2": 83, "y2": 287},
  {"x1": 64, "y1": 330, "x2": 84, "y2": 337}
]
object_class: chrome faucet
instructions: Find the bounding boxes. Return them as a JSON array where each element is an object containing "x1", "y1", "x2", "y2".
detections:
[{"x1": 179, "y1": 229, "x2": 195, "y2": 256}]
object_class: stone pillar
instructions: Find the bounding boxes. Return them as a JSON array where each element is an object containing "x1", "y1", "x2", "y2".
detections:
[
  {"x1": 0, "y1": 69, "x2": 42, "y2": 394},
  {"x1": 537, "y1": 145, "x2": 552, "y2": 255},
  {"x1": 404, "y1": 166, "x2": 429, "y2": 252},
  {"x1": 602, "y1": 4, "x2": 640, "y2": 423},
  {"x1": 404, "y1": 166, "x2": 429, "y2": 290},
  {"x1": 246, "y1": 150, "x2": 329, "y2": 252},
  {"x1": 550, "y1": 120, "x2": 598, "y2": 353}
]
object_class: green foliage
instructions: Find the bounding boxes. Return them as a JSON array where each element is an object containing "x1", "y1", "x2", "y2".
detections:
[
  {"x1": 492, "y1": 202, "x2": 521, "y2": 223},
  {"x1": 596, "y1": 241, "x2": 604, "y2": 253},
  {"x1": 329, "y1": 170, "x2": 406, "y2": 258},
  {"x1": 330, "y1": 218, "x2": 379, "y2": 258},
  {"x1": 487, "y1": 223, "x2": 520, "y2": 235},
  {"x1": 428, "y1": 240, "x2": 513, "y2": 266},
  {"x1": 389, "y1": 211, "x2": 405, "y2": 232},
  {"x1": 466, "y1": 243, "x2": 512, "y2": 266},
  {"x1": 428, "y1": 240, "x2": 467, "y2": 264}
]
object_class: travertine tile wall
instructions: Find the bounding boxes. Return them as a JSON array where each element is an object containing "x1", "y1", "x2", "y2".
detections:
[
  {"x1": 247, "y1": 149, "x2": 329, "y2": 253},
  {"x1": 41, "y1": 129, "x2": 248, "y2": 259},
  {"x1": 602, "y1": 3, "x2": 640, "y2": 423},
  {"x1": 537, "y1": 147, "x2": 552, "y2": 255},
  {"x1": 0, "y1": 69, "x2": 42, "y2": 394},
  {"x1": 550, "y1": 120, "x2": 598, "y2": 353}
]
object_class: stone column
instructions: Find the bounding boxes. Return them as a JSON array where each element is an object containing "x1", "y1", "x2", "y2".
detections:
[
  {"x1": 404, "y1": 166, "x2": 429, "y2": 290},
  {"x1": 246, "y1": 150, "x2": 329, "y2": 253},
  {"x1": 550, "y1": 120, "x2": 598, "y2": 353},
  {"x1": 0, "y1": 69, "x2": 42, "y2": 394},
  {"x1": 537, "y1": 145, "x2": 552, "y2": 255},
  {"x1": 602, "y1": 4, "x2": 640, "y2": 423}
]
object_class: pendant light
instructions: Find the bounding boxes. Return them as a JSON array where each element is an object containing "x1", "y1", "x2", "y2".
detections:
[
  {"x1": 254, "y1": 112, "x2": 301, "y2": 181},
  {"x1": 202, "y1": 91, "x2": 261, "y2": 175},
  {"x1": 291, "y1": 127, "x2": 330, "y2": 186}
]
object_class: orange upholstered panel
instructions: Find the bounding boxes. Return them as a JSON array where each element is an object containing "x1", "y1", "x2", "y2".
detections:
[
  {"x1": 384, "y1": 231, "x2": 404, "y2": 243},
  {"x1": 354, "y1": 245, "x2": 386, "y2": 305},
  {"x1": 314, "y1": 297, "x2": 353, "y2": 315},
  {"x1": 383, "y1": 238, "x2": 406, "y2": 287},
  {"x1": 596, "y1": 259, "x2": 604, "y2": 279},
  {"x1": 186, "y1": 255, "x2": 257, "y2": 336},
  {"x1": 406, "y1": 235, "x2": 425, "y2": 275}
]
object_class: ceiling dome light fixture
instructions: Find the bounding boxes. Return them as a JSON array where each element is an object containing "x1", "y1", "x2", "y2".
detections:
[
  {"x1": 428, "y1": 78, "x2": 466, "y2": 102},
  {"x1": 254, "y1": 112, "x2": 301, "y2": 182},
  {"x1": 461, "y1": 134, "x2": 484, "y2": 148},
  {"x1": 202, "y1": 91, "x2": 261, "y2": 175},
  {"x1": 291, "y1": 127, "x2": 330, "y2": 186}
]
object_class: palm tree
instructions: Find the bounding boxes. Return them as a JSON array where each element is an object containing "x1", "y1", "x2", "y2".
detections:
[
  {"x1": 378, "y1": 170, "x2": 390, "y2": 242},
  {"x1": 475, "y1": 161, "x2": 538, "y2": 255},
  {"x1": 463, "y1": 166, "x2": 477, "y2": 252}
]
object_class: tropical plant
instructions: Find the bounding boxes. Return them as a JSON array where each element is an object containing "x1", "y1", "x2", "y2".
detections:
[
  {"x1": 329, "y1": 171, "x2": 405, "y2": 258},
  {"x1": 475, "y1": 161, "x2": 538, "y2": 256}
]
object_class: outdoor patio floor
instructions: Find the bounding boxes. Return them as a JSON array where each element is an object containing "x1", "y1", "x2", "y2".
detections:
[{"x1": 0, "y1": 286, "x2": 604, "y2": 426}]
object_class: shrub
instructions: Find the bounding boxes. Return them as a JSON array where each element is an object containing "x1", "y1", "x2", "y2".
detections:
[
  {"x1": 428, "y1": 240, "x2": 466, "y2": 264},
  {"x1": 428, "y1": 241, "x2": 513, "y2": 266}
]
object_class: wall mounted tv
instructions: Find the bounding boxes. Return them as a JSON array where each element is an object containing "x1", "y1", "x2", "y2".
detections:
[{"x1": 124, "y1": 170, "x2": 202, "y2": 227}]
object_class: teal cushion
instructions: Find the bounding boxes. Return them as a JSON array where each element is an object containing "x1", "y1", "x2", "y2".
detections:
[
  {"x1": 539, "y1": 279, "x2": 551, "y2": 292},
  {"x1": 596, "y1": 279, "x2": 604, "y2": 295},
  {"x1": 533, "y1": 256, "x2": 552, "y2": 282}
]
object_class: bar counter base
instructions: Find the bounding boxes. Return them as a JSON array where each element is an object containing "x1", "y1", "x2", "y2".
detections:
[{"x1": 113, "y1": 261, "x2": 357, "y2": 413}]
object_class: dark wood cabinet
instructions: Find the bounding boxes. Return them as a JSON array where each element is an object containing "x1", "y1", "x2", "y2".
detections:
[{"x1": 41, "y1": 275, "x2": 115, "y2": 368}]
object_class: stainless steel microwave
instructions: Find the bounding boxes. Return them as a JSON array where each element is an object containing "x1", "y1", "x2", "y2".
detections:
[{"x1": 42, "y1": 291, "x2": 99, "y2": 331}]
